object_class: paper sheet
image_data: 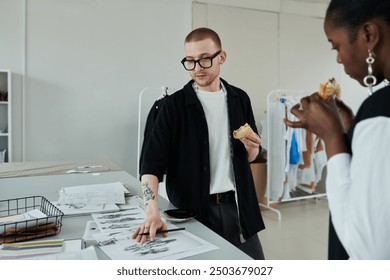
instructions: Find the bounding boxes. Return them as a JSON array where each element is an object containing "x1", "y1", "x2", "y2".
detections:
[
  {"x1": 53, "y1": 181, "x2": 131, "y2": 216},
  {"x1": 90, "y1": 206, "x2": 218, "y2": 260},
  {"x1": 0, "y1": 209, "x2": 47, "y2": 235},
  {"x1": 59, "y1": 181, "x2": 127, "y2": 204},
  {"x1": 94, "y1": 229, "x2": 218, "y2": 260}
]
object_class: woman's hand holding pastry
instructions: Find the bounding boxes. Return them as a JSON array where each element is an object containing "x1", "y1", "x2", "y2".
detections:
[{"x1": 284, "y1": 93, "x2": 349, "y2": 158}]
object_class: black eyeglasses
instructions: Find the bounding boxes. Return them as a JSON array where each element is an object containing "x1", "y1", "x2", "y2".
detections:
[{"x1": 181, "y1": 50, "x2": 222, "y2": 71}]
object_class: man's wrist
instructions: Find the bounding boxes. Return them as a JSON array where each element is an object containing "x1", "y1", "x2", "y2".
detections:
[
  {"x1": 141, "y1": 181, "x2": 156, "y2": 208},
  {"x1": 249, "y1": 146, "x2": 264, "y2": 163}
]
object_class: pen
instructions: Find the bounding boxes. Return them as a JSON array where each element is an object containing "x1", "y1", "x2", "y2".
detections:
[{"x1": 138, "y1": 227, "x2": 186, "y2": 236}]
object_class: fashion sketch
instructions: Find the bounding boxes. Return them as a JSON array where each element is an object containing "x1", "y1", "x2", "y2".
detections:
[
  {"x1": 92, "y1": 206, "x2": 145, "y2": 233},
  {"x1": 95, "y1": 230, "x2": 218, "y2": 260},
  {"x1": 124, "y1": 238, "x2": 177, "y2": 256},
  {"x1": 92, "y1": 205, "x2": 218, "y2": 259}
]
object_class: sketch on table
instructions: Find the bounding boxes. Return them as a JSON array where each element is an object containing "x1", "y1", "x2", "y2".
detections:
[
  {"x1": 91, "y1": 205, "x2": 218, "y2": 259},
  {"x1": 96, "y1": 210, "x2": 139, "y2": 219},
  {"x1": 100, "y1": 217, "x2": 143, "y2": 224},
  {"x1": 94, "y1": 225, "x2": 140, "y2": 246},
  {"x1": 102, "y1": 223, "x2": 138, "y2": 230},
  {"x1": 57, "y1": 191, "x2": 122, "y2": 205},
  {"x1": 124, "y1": 238, "x2": 177, "y2": 256},
  {"x1": 96, "y1": 230, "x2": 218, "y2": 260},
  {"x1": 92, "y1": 206, "x2": 145, "y2": 233},
  {"x1": 55, "y1": 201, "x2": 104, "y2": 212}
]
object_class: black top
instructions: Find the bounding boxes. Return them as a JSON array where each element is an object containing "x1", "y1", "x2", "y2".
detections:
[{"x1": 348, "y1": 84, "x2": 390, "y2": 140}]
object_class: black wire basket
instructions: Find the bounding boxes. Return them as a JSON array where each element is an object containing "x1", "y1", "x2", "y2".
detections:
[{"x1": 0, "y1": 196, "x2": 64, "y2": 244}]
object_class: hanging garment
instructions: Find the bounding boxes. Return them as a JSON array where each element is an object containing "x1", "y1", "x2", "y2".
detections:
[
  {"x1": 289, "y1": 130, "x2": 300, "y2": 165},
  {"x1": 297, "y1": 130, "x2": 316, "y2": 187},
  {"x1": 266, "y1": 101, "x2": 288, "y2": 201},
  {"x1": 314, "y1": 138, "x2": 327, "y2": 183}
]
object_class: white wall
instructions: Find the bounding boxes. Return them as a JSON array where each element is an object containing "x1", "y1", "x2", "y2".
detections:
[
  {"x1": 278, "y1": 12, "x2": 368, "y2": 113},
  {"x1": 0, "y1": 0, "x2": 191, "y2": 176},
  {"x1": 0, "y1": 0, "x2": 24, "y2": 162},
  {"x1": 0, "y1": 0, "x2": 372, "y2": 177},
  {"x1": 193, "y1": 3, "x2": 279, "y2": 124},
  {"x1": 193, "y1": 0, "x2": 368, "y2": 127}
]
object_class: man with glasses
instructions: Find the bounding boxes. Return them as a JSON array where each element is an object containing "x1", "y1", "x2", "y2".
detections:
[{"x1": 133, "y1": 27, "x2": 265, "y2": 259}]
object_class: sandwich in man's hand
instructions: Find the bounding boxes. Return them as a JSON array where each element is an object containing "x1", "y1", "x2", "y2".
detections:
[{"x1": 233, "y1": 123, "x2": 255, "y2": 139}]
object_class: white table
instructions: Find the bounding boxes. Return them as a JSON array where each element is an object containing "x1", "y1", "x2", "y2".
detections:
[{"x1": 0, "y1": 166, "x2": 251, "y2": 260}]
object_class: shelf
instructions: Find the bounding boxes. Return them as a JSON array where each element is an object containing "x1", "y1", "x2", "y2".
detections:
[{"x1": 0, "y1": 70, "x2": 11, "y2": 163}]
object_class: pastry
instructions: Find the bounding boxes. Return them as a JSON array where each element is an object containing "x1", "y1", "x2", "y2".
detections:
[
  {"x1": 233, "y1": 123, "x2": 255, "y2": 139},
  {"x1": 318, "y1": 77, "x2": 341, "y2": 100}
]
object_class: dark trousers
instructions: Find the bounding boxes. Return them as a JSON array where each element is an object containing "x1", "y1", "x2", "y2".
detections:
[
  {"x1": 205, "y1": 192, "x2": 265, "y2": 260},
  {"x1": 328, "y1": 214, "x2": 349, "y2": 260}
]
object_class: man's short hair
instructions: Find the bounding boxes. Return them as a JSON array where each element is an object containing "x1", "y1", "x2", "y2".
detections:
[{"x1": 185, "y1": 27, "x2": 222, "y2": 49}]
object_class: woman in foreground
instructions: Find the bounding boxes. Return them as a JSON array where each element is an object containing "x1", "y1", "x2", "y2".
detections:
[{"x1": 284, "y1": 0, "x2": 390, "y2": 259}]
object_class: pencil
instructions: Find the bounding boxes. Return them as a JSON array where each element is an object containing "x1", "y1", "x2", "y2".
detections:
[{"x1": 138, "y1": 227, "x2": 185, "y2": 236}]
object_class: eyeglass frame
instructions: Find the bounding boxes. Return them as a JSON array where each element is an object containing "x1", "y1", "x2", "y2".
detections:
[{"x1": 181, "y1": 50, "x2": 222, "y2": 71}]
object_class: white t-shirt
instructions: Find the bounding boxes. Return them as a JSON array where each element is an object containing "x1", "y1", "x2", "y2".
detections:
[{"x1": 196, "y1": 88, "x2": 235, "y2": 194}]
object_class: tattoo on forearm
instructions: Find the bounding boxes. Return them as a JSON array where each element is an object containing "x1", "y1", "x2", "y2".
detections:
[{"x1": 141, "y1": 182, "x2": 155, "y2": 207}]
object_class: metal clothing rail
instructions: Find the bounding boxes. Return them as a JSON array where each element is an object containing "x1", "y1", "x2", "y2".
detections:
[{"x1": 260, "y1": 90, "x2": 327, "y2": 221}]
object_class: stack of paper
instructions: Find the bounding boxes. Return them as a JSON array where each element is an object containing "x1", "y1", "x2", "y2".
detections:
[
  {"x1": 28, "y1": 245, "x2": 98, "y2": 260},
  {"x1": 53, "y1": 182, "x2": 129, "y2": 215},
  {"x1": 0, "y1": 239, "x2": 99, "y2": 260}
]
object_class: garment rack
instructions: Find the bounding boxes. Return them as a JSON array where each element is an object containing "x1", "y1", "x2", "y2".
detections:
[{"x1": 260, "y1": 90, "x2": 327, "y2": 221}]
